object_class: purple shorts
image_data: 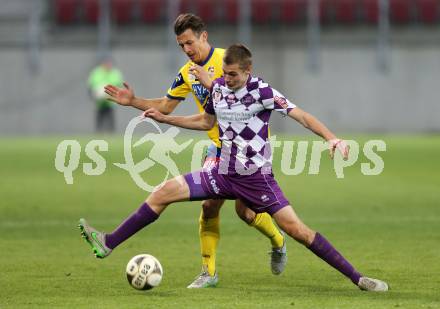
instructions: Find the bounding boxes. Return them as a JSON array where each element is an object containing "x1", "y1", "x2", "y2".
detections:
[{"x1": 183, "y1": 166, "x2": 290, "y2": 215}]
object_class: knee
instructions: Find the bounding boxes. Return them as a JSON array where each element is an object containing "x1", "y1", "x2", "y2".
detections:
[
  {"x1": 284, "y1": 223, "x2": 315, "y2": 246},
  {"x1": 147, "y1": 183, "x2": 174, "y2": 207},
  {"x1": 235, "y1": 202, "x2": 255, "y2": 224},
  {"x1": 201, "y1": 200, "x2": 223, "y2": 219}
]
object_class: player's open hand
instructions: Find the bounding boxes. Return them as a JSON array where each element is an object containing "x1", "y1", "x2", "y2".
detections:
[
  {"x1": 104, "y1": 82, "x2": 134, "y2": 106},
  {"x1": 328, "y1": 139, "x2": 349, "y2": 160},
  {"x1": 189, "y1": 64, "x2": 212, "y2": 89},
  {"x1": 142, "y1": 108, "x2": 167, "y2": 123}
]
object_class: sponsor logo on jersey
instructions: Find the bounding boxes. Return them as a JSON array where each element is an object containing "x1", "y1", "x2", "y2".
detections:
[
  {"x1": 261, "y1": 194, "x2": 270, "y2": 202},
  {"x1": 274, "y1": 96, "x2": 289, "y2": 109},
  {"x1": 217, "y1": 110, "x2": 254, "y2": 122},
  {"x1": 241, "y1": 94, "x2": 255, "y2": 105},
  {"x1": 213, "y1": 88, "x2": 222, "y2": 105},
  {"x1": 192, "y1": 84, "x2": 209, "y2": 104},
  {"x1": 171, "y1": 73, "x2": 184, "y2": 90}
]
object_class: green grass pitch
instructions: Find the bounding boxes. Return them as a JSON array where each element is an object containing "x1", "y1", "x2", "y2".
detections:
[{"x1": 0, "y1": 135, "x2": 439, "y2": 309}]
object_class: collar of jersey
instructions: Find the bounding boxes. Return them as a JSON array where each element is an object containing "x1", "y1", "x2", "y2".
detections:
[{"x1": 197, "y1": 47, "x2": 215, "y2": 66}]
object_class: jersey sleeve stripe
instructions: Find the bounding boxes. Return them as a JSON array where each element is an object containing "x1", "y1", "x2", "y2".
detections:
[{"x1": 166, "y1": 94, "x2": 186, "y2": 101}]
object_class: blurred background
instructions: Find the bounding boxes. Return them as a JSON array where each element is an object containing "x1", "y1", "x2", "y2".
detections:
[{"x1": 0, "y1": 0, "x2": 439, "y2": 135}]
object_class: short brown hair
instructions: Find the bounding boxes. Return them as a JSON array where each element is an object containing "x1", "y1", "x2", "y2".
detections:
[
  {"x1": 224, "y1": 44, "x2": 253, "y2": 70},
  {"x1": 174, "y1": 13, "x2": 206, "y2": 36}
]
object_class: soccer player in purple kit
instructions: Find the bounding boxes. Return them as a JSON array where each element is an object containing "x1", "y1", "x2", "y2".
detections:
[
  {"x1": 103, "y1": 13, "x2": 287, "y2": 288},
  {"x1": 79, "y1": 44, "x2": 389, "y2": 291}
]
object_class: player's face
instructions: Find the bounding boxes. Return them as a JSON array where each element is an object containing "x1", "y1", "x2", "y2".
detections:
[
  {"x1": 176, "y1": 29, "x2": 208, "y2": 64},
  {"x1": 223, "y1": 63, "x2": 250, "y2": 91}
]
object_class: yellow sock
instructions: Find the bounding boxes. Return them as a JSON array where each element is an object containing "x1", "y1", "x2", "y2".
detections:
[
  {"x1": 199, "y1": 212, "x2": 219, "y2": 276},
  {"x1": 250, "y1": 212, "x2": 284, "y2": 248}
]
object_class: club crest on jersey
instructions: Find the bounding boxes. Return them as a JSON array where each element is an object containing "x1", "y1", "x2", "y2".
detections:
[
  {"x1": 192, "y1": 84, "x2": 209, "y2": 104},
  {"x1": 274, "y1": 96, "x2": 289, "y2": 109}
]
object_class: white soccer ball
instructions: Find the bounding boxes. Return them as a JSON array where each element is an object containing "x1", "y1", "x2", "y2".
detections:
[{"x1": 126, "y1": 254, "x2": 163, "y2": 290}]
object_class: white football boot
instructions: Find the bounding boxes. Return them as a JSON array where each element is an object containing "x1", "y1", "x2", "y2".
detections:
[
  {"x1": 358, "y1": 277, "x2": 389, "y2": 292},
  {"x1": 187, "y1": 266, "x2": 218, "y2": 288}
]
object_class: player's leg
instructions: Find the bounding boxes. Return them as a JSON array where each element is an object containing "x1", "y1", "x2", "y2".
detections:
[
  {"x1": 272, "y1": 206, "x2": 388, "y2": 291},
  {"x1": 188, "y1": 144, "x2": 223, "y2": 288},
  {"x1": 79, "y1": 175, "x2": 191, "y2": 258},
  {"x1": 187, "y1": 198, "x2": 224, "y2": 288},
  {"x1": 200, "y1": 199, "x2": 224, "y2": 277},
  {"x1": 235, "y1": 200, "x2": 286, "y2": 275},
  {"x1": 235, "y1": 200, "x2": 284, "y2": 247},
  {"x1": 101, "y1": 108, "x2": 110, "y2": 132},
  {"x1": 107, "y1": 107, "x2": 115, "y2": 133}
]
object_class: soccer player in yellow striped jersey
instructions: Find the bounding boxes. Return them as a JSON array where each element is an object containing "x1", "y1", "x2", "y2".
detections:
[
  {"x1": 166, "y1": 47, "x2": 224, "y2": 149},
  {"x1": 104, "y1": 13, "x2": 286, "y2": 288}
]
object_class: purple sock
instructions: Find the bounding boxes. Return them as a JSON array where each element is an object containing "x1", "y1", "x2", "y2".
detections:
[
  {"x1": 308, "y1": 232, "x2": 361, "y2": 285},
  {"x1": 105, "y1": 202, "x2": 159, "y2": 249}
]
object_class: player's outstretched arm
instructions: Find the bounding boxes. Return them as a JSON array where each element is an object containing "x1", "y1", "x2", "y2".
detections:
[
  {"x1": 104, "y1": 82, "x2": 180, "y2": 114},
  {"x1": 143, "y1": 108, "x2": 216, "y2": 131},
  {"x1": 288, "y1": 107, "x2": 349, "y2": 159}
]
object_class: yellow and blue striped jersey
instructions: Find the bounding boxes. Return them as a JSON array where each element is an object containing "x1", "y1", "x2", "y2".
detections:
[{"x1": 167, "y1": 47, "x2": 224, "y2": 147}]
